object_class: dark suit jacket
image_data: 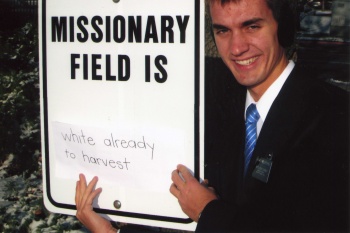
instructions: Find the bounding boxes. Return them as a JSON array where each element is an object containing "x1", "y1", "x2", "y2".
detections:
[{"x1": 197, "y1": 59, "x2": 350, "y2": 232}]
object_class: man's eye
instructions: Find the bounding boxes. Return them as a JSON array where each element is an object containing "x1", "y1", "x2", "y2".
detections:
[
  {"x1": 248, "y1": 25, "x2": 260, "y2": 30},
  {"x1": 215, "y1": 29, "x2": 228, "y2": 34}
]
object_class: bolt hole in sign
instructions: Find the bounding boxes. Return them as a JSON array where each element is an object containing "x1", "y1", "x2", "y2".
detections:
[{"x1": 39, "y1": 0, "x2": 204, "y2": 231}]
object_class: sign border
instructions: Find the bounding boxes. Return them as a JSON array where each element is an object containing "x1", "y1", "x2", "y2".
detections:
[{"x1": 41, "y1": 0, "x2": 201, "y2": 224}]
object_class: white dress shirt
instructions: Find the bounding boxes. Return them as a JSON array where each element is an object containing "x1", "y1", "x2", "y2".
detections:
[{"x1": 245, "y1": 60, "x2": 295, "y2": 137}]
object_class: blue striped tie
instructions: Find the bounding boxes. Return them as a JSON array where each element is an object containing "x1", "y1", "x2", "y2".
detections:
[{"x1": 244, "y1": 104, "x2": 260, "y2": 176}]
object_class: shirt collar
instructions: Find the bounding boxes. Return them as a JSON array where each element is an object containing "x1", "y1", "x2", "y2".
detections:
[{"x1": 245, "y1": 60, "x2": 295, "y2": 122}]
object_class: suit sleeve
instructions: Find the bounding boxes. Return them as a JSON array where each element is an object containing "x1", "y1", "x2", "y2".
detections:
[{"x1": 196, "y1": 200, "x2": 233, "y2": 233}]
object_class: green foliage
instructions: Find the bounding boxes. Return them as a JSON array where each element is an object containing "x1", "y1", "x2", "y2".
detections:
[{"x1": 0, "y1": 22, "x2": 40, "y2": 175}]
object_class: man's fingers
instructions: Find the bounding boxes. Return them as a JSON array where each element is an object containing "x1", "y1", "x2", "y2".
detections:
[
  {"x1": 82, "y1": 176, "x2": 99, "y2": 204},
  {"x1": 169, "y1": 183, "x2": 180, "y2": 198},
  {"x1": 171, "y1": 169, "x2": 187, "y2": 191},
  {"x1": 75, "y1": 181, "x2": 80, "y2": 208},
  {"x1": 77, "y1": 175, "x2": 100, "y2": 209},
  {"x1": 76, "y1": 174, "x2": 87, "y2": 208},
  {"x1": 171, "y1": 164, "x2": 199, "y2": 193},
  {"x1": 87, "y1": 187, "x2": 102, "y2": 207},
  {"x1": 78, "y1": 174, "x2": 87, "y2": 197},
  {"x1": 176, "y1": 164, "x2": 194, "y2": 182},
  {"x1": 86, "y1": 176, "x2": 99, "y2": 194}
]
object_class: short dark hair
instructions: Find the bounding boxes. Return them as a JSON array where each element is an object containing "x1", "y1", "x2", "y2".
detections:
[
  {"x1": 266, "y1": 0, "x2": 296, "y2": 48},
  {"x1": 207, "y1": 0, "x2": 296, "y2": 48}
]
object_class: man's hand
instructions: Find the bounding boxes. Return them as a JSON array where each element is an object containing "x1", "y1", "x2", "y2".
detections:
[
  {"x1": 170, "y1": 164, "x2": 218, "y2": 222},
  {"x1": 75, "y1": 174, "x2": 118, "y2": 233}
]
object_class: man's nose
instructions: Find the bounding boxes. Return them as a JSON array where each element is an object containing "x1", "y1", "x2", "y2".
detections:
[{"x1": 229, "y1": 33, "x2": 249, "y2": 56}]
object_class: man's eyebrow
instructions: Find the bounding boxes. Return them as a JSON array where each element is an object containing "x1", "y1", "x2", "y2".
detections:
[
  {"x1": 212, "y1": 24, "x2": 228, "y2": 30},
  {"x1": 242, "y1": 18, "x2": 264, "y2": 27},
  {"x1": 212, "y1": 18, "x2": 265, "y2": 30}
]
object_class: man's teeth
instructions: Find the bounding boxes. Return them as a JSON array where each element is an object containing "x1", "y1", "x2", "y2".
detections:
[{"x1": 235, "y1": 57, "x2": 258, "y2": 65}]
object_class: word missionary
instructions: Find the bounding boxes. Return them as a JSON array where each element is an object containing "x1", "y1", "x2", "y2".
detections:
[{"x1": 51, "y1": 15, "x2": 190, "y2": 44}]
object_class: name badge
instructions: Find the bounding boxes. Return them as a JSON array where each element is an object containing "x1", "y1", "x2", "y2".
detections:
[{"x1": 252, "y1": 154, "x2": 273, "y2": 183}]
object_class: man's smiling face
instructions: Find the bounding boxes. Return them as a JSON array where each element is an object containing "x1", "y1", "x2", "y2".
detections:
[{"x1": 210, "y1": 0, "x2": 288, "y2": 100}]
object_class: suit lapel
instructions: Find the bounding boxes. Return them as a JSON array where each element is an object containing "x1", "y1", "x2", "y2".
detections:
[{"x1": 244, "y1": 65, "x2": 311, "y2": 186}]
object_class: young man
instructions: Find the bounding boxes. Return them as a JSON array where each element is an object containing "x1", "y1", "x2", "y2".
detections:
[
  {"x1": 76, "y1": 0, "x2": 349, "y2": 232},
  {"x1": 170, "y1": 0, "x2": 349, "y2": 232}
]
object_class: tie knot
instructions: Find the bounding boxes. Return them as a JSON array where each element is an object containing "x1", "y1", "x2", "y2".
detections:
[{"x1": 246, "y1": 104, "x2": 260, "y2": 124}]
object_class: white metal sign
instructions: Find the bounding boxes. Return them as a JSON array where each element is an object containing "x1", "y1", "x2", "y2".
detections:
[{"x1": 39, "y1": 0, "x2": 204, "y2": 230}]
